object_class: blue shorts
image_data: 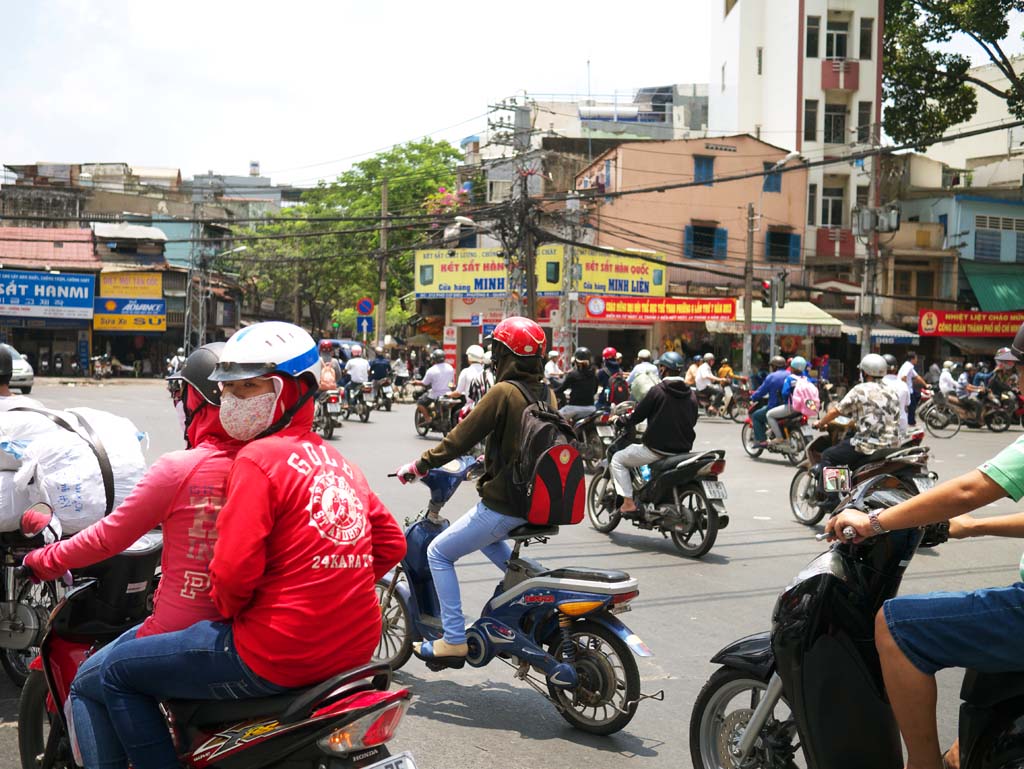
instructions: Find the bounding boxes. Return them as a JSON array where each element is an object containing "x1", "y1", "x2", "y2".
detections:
[{"x1": 884, "y1": 583, "x2": 1024, "y2": 676}]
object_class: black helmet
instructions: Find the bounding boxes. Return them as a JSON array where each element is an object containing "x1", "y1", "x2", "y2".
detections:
[
  {"x1": 573, "y1": 346, "x2": 592, "y2": 363},
  {"x1": 656, "y1": 351, "x2": 685, "y2": 373},
  {"x1": 882, "y1": 353, "x2": 898, "y2": 372},
  {"x1": 168, "y1": 342, "x2": 224, "y2": 406},
  {"x1": 0, "y1": 344, "x2": 12, "y2": 379},
  {"x1": 769, "y1": 355, "x2": 787, "y2": 370},
  {"x1": 430, "y1": 349, "x2": 446, "y2": 364}
]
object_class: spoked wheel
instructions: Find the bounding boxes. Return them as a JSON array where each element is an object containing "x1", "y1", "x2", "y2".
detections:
[
  {"x1": 784, "y1": 430, "x2": 806, "y2": 467},
  {"x1": 587, "y1": 471, "x2": 621, "y2": 534},
  {"x1": 741, "y1": 423, "x2": 764, "y2": 458},
  {"x1": 2, "y1": 580, "x2": 58, "y2": 687},
  {"x1": 19, "y1": 670, "x2": 70, "y2": 769},
  {"x1": 789, "y1": 469, "x2": 826, "y2": 526},
  {"x1": 690, "y1": 668, "x2": 806, "y2": 769},
  {"x1": 373, "y1": 579, "x2": 413, "y2": 670},
  {"x1": 414, "y1": 409, "x2": 431, "y2": 436},
  {"x1": 730, "y1": 399, "x2": 749, "y2": 423},
  {"x1": 359, "y1": 401, "x2": 371, "y2": 423},
  {"x1": 582, "y1": 431, "x2": 604, "y2": 474},
  {"x1": 669, "y1": 485, "x2": 718, "y2": 558},
  {"x1": 720, "y1": 399, "x2": 738, "y2": 422},
  {"x1": 925, "y1": 406, "x2": 961, "y2": 438},
  {"x1": 314, "y1": 404, "x2": 335, "y2": 440},
  {"x1": 546, "y1": 620, "x2": 640, "y2": 735},
  {"x1": 987, "y1": 410, "x2": 1011, "y2": 433}
]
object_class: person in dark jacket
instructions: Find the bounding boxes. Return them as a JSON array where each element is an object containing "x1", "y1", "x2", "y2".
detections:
[
  {"x1": 394, "y1": 316, "x2": 554, "y2": 668},
  {"x1": 611, "y1": 351, "x2": 698, "y2": 514},
  {"x1": 556, "y1": 346, "x2": 599, "y2": 420}
]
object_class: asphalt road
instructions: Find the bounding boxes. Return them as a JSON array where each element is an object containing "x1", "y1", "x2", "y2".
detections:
[{"x1": 2, "y1": 380, "x2": 1023, "y2": 769}]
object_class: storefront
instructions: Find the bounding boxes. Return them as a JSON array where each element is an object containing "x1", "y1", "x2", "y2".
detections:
[
  {"x1": 92, "y1": 271, "x2": 169, "y2": 375},
  {"x1": 706, "y1": 301, "x2": 844, "y2": 370},
  {"x1": 918, "y1": 309, "x2": 1024, "y2": 363}
]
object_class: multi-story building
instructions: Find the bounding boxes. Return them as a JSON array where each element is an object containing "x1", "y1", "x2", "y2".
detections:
[{"x1": 708, "y1": 0, "x2": 883, "y2": 287}]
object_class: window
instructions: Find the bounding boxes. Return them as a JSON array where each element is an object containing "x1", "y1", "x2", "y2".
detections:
[
  {"x1": 763, "y1": 162, "x2": 782, "y2": 193},
  {"x1": 821, "y1": 187, "x2": 845, "y2": 227},
  {"x1": 808, "y1": 184, "x2": 818, "y2": 226},
  {"x1": 860, "y1": 18, "x2": 874, "y2": 59},
  {"x1": 684, "y1": 225, "x2": 728, "y2": 259},
  {"x1": 939, "y1": 214, "x2": 948, "y2": 236},
  {"x1": 857, "y1": 101, "x2": 872, "y2": 143},
  {"x1": 806, "y1": 16, "x2": 820, "y2": 58},
  {"x1": 856, "y1": 185, "x2": 870, "y2": 207},
  {"x1": 1017, "y1": 233, "x2": 1024, "y2": 262},
  {"x1": 695, "y1": 155, "x2": 715, "y2": 185},
  {"x1": 766, "y1": 231, "x2": 800, "y2": 263},
  {"x1": 757, "y1": 47, "x2": 764, "y2": 75},
  {"x1": 546, "y1": 262, "x2": 560, "y2": 283},
  {"x1": 894, "y1": 271, "x2": 912, "y2": 295},
  {"x1": 975, "y1": 229, "x2": 1001, "y2": 261},
  {"x1": 826, "y1": 20, "x2": 849, "y2": 59},
  {"x1": 916, "y1": 270, "x2": 934, "y2": 297},
  {"x1": 804, "y1": 100, "x2": 818, "y2": 142},
  {"x1": 487, "y1": 179, "x2": 513, "y2": 203},
  {"x1": 824, "y1": 103, "x2": 847, "y2": 144}
]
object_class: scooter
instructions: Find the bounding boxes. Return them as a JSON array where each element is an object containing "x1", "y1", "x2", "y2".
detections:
[
  {"x1": 314, "y1": 389, "x2": 342, "y2": 440},
  {"x1": 686, "y1": 476, "x2": 1024, "y2": 769},
  {"x1": 740, "y1": 401, "x2": 811, "y2": 466},
  {"x1": 586, "y1": 405, "x2": 728, "y2": 558},
  {"x1": 52, "y1": 354, "x2": 63, "y2": 377},
  {"x1": 17, "y1": 504, "x2": 416, "y2": 769},
  {"x1": 377, "y1": 456, "x2": 657, "y2": 735},
  {"x1": 412, "y1": 389, "x2": 464, "y2": 437},
  {"x1": 570, "y1": 408, "x2": 613, "y2": 474},
  {"x1": 375, "y1": 377, "x2": 395, "y2": 412},
  {"x1": 344, "y1": 383, "x2": 373, "y2": 423}
]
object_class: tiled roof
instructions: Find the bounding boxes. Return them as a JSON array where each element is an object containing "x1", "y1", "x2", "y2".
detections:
[{"x1": 0, "y1": 227, "x2": 98, "y2": 271}]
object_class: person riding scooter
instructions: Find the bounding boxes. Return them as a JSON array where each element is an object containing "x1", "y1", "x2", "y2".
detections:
[
  {"x1": 412, "y1": 348, "x2": 455, "y2": 424},
  {"x1": 765, "y1": 355, "x2": 808, "y2": 443},
  {"x1": 610, "y1": 351, "x2": 698, "y2": 515},
  {"x1": 556, "y1": 347, "x2": 599, "y2": 420},
  {"x1": 694, "y1": 352, "x2": 727, "y2": 413},
  {"x1": 343, "y1": 343, "x2": 370, "y2": 406},
  {"x1": 455, "y1": 344, "x2": 489, "y2": 406},
  {"x1": 748, "y1": 355, "x2": 789, "y2": 447}
]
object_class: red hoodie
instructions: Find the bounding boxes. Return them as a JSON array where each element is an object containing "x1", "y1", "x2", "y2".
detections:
[
  {"x1": 209, "y1": 376, "x2": 406, "y2": 688},
  {"x1": 24, "y1": 389, "x2": 244, "y2": 638}
]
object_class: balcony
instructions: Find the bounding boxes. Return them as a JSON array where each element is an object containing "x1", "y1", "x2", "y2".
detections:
[
  {"x1": 821, "y1": 59, "x2": 860, "y2": 91},
  {"x1": 815, "y1": 227, "x2": 856, "y2": 258}
]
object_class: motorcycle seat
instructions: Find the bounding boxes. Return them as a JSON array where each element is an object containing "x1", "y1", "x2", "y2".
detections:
[
  {"x1": 540, "y1": 566, "x2": 631, "y2": 583},
  {"x1": 508, "y1": 523, "x2": 559, "y2": 541},
  {"x1": 960, "y1": 668, "x2": 1024, "y2": 707},
  {"x1": 649, "y1": 452, "x2": 697, "y2": 472}
]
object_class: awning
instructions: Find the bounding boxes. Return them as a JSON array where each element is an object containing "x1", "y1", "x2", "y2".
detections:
[
  {"x1": 961, "y1": 260, "x2": 1024, "y2": 312},
  {"x1": 706, "y1": 300, "x2": 843, "y2": 337},
  {"x1": 942, "y1": 335, "x2": 1012, "y2": 356},
  {"x1": 841, "y1": 321, "x2": 920, "y2": 345}
]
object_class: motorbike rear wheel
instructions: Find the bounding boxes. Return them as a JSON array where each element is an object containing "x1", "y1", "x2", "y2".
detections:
[
  {"x1": 373, "y1": 579, "x2": 413, "y2": 670},
  {"x1": 740, "y1": 423, "x2": 764, "y2": 458},
  {"x1": 586, "y1": 471, "x2": 621, "y2": 534},
  {"x1": 546, "y1": 619, "x2": 640, "y2": 735},
  {"x1": 925, "y1": 405, "x2": 961, "y2": 439},
  {"x1": 358, "y1": 401, "x2": 371, "y2": 423},
  {"x1": 789, "y1": 469, "x2": 826, "y2": 526},
  {"x1": 784, "y1": 430, "x2": 806, "y2": 467},
  {"x1": 986, "y1": 410, "x2": 1011, "y2": 433},
  {"x1": 669, "y1": 485, "x2": 718, "y2": 558},
  {"x1": 19, "y1": 669, "x2": 68, "y2": 769},
  {"x1": 414, "y1": 408, "x2": 431, "y2": 436},
  {"x1": 314, "y1": 402, "x2": 335, "y2": 441}
]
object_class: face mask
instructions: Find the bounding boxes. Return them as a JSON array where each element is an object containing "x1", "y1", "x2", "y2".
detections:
[{"x1": 219, "y1": 391, "x2": 277, "y2": 441}]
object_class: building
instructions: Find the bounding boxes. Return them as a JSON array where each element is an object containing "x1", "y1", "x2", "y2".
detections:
[{"x1": 708, "y1": 0, "x2": 883, "y2": 286}]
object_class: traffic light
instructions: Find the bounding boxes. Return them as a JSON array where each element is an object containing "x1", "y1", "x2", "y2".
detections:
[
  {"x1": 760, "y1": 279, "x2": 774, "y2": 308},
  {"x1": 332, "y1": 321, "x2": 340, "y2": 330},
  {"x1": 777, "y1": 272, "x2": 788, "y2": 309}
]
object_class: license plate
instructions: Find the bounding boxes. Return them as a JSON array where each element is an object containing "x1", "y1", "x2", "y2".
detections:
[
  {"x1": 327, "y1": 403, "x2": 341, "y2": 413},
  {"x1": 383, "y1": 387, "x2": 393, "y2": 395},
  {"x1": 596, "y1": 425, "x2": 614, "y2": 437},
  {"x1": 702, "y1": 480, "x2": 727, "y2": 499},
  {"x1": 912, "y1": 474, "x2": 936, "y2": 493},
  {"x1": 801, "y1": 426, "x2": 814, "y2": 439},
  {"x1": 365, "y1": 752, "x2": 418, "y2": 769}
]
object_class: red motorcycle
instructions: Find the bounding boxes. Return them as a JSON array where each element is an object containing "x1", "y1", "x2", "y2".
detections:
[
  {"x1": 739, "y1": 400, "x2": 811, "y2": 466},
  {"x1": 16, "y1": 504, "x2": 415, "y2": 769}
]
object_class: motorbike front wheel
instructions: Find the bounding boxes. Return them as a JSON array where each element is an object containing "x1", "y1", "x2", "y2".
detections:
[
  {"x1": 740, "y1": 423, "x2": 764, "y2": 458},
  {"x1": 586, "y1": 471, "x2": 621, "y2": 534},
  {"x1": 373, "y1": 579, "x2": 413, "y2": 670},
  {"x1": 414, "y1": 408, "x2": 431, "y2": 437},
  {"x1": 669, "y1": 485, "x2": 718, "y2": 558},
  {"x1": 986, "y1": 410, "x2": 1011, "y2": 433},
  {"x1": 689, "y1": 667, "x2": 803, "y2": 769},
  {"x1": 581, "y1": 429, "x2": 604, "y2": 474},
  {"x1": 925, "y1": 405, "x2": 961, "y2": 438},
  {"x1": 546, "y1": 619, "x2": 640, "y2": 736},
  {"x1": 2, "y1": 580, "x2": 58, "y2": 687},
  {"x1": 789, "y1": 469, "x2": 826, "y2": 526},
  {"x1": 19, "y1": 670, "x2": 68, "y2": 769}
]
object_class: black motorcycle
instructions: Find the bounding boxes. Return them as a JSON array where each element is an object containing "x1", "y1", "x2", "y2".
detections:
[
  {"x1": 344, "y1": 382, "x2": 373, "y2": 423},
  {"x1": 570, "y1": 407, "x2": 614, "y2": 474},
  {"x1": 687, "y1": 475, "x2": 1024, "y2": 769},
  {"x1": 413, "y1": 389, "x2": 465, "y2": 437},
  {"x1": 374, "y1": 377, "x2": 395, "y2": 412},
  {"x1": 587, "y1": 413, "x2": 728, "y2": 558},
  {"x1": 314, "y1": 390, "x2": 342, "y2": 440}
]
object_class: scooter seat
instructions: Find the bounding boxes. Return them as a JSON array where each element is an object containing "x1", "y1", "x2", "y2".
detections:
[
  {"x1": 961, "y1": 668, "x2": 1024, "y2": 707},
  {"x1": 649, "y1": 452, "x2": 697, "y2": 472},
  {"x1": 508, "y1": 523, "x2": 559, "y2": 541},
  {"x1": 540, "y1": 566, "x2": 630, "y2": 583}
]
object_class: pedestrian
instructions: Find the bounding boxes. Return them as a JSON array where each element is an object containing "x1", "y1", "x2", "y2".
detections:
[{"x1": 898, "y1": 351, "x2": 927, "y2": 426}]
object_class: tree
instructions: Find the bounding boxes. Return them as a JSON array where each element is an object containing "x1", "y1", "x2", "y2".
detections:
[{"x1": 884, "y1": 0, "x2": 1024, "y2": 147}]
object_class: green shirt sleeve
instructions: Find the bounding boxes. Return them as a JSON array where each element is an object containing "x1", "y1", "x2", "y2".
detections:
[{"x1": 979, "y1": 435, "x2": 1024, "y2": 502}]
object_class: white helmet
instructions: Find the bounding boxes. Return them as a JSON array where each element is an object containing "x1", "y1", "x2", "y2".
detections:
[
  {"x1": 637, "y1": 349, "x2": 652, "y2": 361},
  {"x1": 210, "y1": 321, "x2": 321, "y2": 387},
  {"x1": 483, "y1": 350, "x2": 493, "y2": 365},
  {"x1": 351, "y1": 344, "x2": 363, "y2": 357},
  {"x1": 548, "y1": 350, "x2": 559, "y2": 359},
  {"x1": 858, "y1": 353, "x2": 888, "y2": 378},
  {"x1": 466, "y1": 344, "x2": 485, "y2": 364},
  {"x1": 703, "y1": 352, "x2": 715, "y2": 362},
  {"x1": 943, "y1": 360, "x2": 955, "y2": 370}
]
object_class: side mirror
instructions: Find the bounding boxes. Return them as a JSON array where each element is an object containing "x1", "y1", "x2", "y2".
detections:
[{"x1": 20, "y1": 503, "x2": 62, "y2": 544}]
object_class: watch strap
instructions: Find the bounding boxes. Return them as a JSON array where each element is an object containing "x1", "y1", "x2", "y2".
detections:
[{"x1": 868, "y1": 510, "x2": 887, "y2": 535}]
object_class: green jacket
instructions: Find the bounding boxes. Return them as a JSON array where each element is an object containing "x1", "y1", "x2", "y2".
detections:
[{"x1": 416, "y1": 354, "x2": 556, "y2": 517}]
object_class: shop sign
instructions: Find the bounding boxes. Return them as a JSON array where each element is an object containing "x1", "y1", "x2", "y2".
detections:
[
  {"x1": 99, "y1": 272, "x2": 163, "y2": 298},
  {"x1": 92, "y1": 297, "x2": 167, "y2": 332},
  {"x1": 0, "y1": 269, "x2": 95, "y2": 320},
  {"x1": 707, "y1": 321, "x2": 843, "y2": 337},
  {"x1": 536, "y1": 245, "x2": 666, "y2": 298},
  {"x1": 918, "y1": 310, "x2": 1024, "y2": 337},
  {"x1": 443, "y1": 326, "x2": 457, "y2": 368},
  {"x1": 414, "y1": 249, "x2": 509, "y2": 297},
  {"x1": 584, "y1": 296, "x2": 736, "y2": 322}
]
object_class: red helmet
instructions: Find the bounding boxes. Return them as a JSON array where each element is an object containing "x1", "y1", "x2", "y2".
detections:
[
  {"x1": 319, "y1": 340, "x2": 333, "y2": 351},
  {"x1": 602, "y1": 346, "x2": 618, "y2": 361},
  {"x1": 490, "y1": 316, "x2": 546, "y2": 357}
]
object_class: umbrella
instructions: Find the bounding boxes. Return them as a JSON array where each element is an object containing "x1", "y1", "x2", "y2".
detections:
[{"x1": 406, "y1": 333, "x2": 439, "y2": 346}]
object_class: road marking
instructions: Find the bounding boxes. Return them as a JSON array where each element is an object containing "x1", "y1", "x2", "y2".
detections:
[
  {"x1": 755, "y1": 489, "x2": 769, "y2": 493},
  {"x1": 753, "y1": 515, "x2": 772, "y2": 521}
]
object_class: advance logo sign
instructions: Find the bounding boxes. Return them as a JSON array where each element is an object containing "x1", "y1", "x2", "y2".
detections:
[{"x1": 92, "y1": 297, "x2": 167, "y2": 331}]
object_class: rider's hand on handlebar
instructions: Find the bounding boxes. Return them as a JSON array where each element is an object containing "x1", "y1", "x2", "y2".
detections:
[
  {"x1": 393, "y1": 461, "x2": 426, "y2": 485},
  {"x1": 824, "y1": 510, "x2": 874, "y2": 543}
]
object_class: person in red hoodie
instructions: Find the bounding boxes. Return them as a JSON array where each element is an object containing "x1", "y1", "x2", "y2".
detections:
[
  {"x1": 98, "y1": 321, "x2": 406, "y2": 769},
  {"x1": 23, "y1": 342, "x2": 241, "y2": 769}
]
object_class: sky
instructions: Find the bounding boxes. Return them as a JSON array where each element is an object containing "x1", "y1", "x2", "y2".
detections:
[{"x1": 2, "y1": 1, "x2": 1024, "y2": 188}]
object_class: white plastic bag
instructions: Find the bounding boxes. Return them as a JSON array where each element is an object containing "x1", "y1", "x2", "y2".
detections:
[
  {"x1": 0, "y1": 470, "x2": 32, "y2": 532},
  {"x1": 0, "y1": 410, "x2": 64, "y2": 471}
]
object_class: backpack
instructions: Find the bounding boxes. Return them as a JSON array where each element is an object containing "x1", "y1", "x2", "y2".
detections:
[
  {"x1": 630, "y1": 370, "x2": 659, "y2": 402},
  {"x1": 467, "y1": 371, "x2": 492, "y2": 403},
  {"x1": 790, "y1": 376, "x2": 821, "y2": 417},
  {"x1": 320, "y1": 362, "x2": 337, "y2": 389},
  {"x1": 608, "y1": 372, "x2": 631, "y2": 405},
  {"x1": 504, "y1": 381, "x2": 586, "y2": 526}
]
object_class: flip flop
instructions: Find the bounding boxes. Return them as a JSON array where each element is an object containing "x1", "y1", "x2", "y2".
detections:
[{"x1": 413, "y1": 640, "x2": 466, "y2": 670}]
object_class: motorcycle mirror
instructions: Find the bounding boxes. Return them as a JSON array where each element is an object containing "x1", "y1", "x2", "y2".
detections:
[{"x1": 20, "y1": 503, "x2": 61, "y2": 543}]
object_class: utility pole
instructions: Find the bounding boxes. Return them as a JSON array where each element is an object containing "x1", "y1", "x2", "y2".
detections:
[
  {"x1": 183, "y1": 198, "x2": 200, "y2": 353},
  {"x1": 376, "y1": 179, "x2": 388, "y2": 347},
  {"x1": 860, "y1": 125, "x2": 881, "y2": 359},
  {"x1": 743, "y1": 202, "x2": 755, "y2": 376},
  {"x1": 561, "y1": 192, "x2": 581, "y2": 364},
  {"x1": 521, "y1": 171, "x2": 537, "y2": 320}
]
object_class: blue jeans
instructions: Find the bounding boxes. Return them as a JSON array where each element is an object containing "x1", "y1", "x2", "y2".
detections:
[
  {"x1": 101, "y1": 620, "x2": 287, "y2": 769},
  {"x1": 426, "y1": 501, "x2": 520, "y2": 644},
  {"x1": 70, "y1": 625, "x2": 139, "y2": 769},
  {"x1": 752, "y1": 404, "x2": 770, "y2": 442}
]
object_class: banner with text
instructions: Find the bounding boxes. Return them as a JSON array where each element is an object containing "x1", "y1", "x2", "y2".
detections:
[
  {"x1": 93, "y1": 297, "x2": 167, "y2": 332},
  {"x1": 918, "y1": 310, "x2": 1024, "y2": 337},
  {"x1": 0, "y1": 269, "x2": 94, "y2": 320},
  {"x1": 414, "y1": 249, "x2": 508, "y2": 297},
  {"x1": 99, "y1": 272, "x2": 163, "y2": 298},
  {"x1": 584, "y1": 296, "x2": 736, "y2": 322}
]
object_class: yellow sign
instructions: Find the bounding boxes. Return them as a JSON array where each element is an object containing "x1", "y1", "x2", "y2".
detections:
[
  {"x1": 100, "y1": 272, "x2": 163, "y2": 298},
  {"x1": 92, "y1": 298, "x2": 167, "y2": 332},
  {"x1": 414, "y1": 249, "x2": 509, "y2": 297}
]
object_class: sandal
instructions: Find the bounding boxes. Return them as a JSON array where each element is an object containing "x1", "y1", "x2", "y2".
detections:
[{"x1": 413, "y1": 639, "x2": 467, "y2": 670}]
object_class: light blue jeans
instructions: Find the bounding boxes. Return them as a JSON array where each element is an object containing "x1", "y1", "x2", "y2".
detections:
[{"x1": 426, "y1": 501, "x2": 520, "y2": 644}]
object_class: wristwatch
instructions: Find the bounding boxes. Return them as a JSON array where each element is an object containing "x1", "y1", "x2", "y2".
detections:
[{"x1": 868, "y1": 510, "x2": 887, "y2": 536}]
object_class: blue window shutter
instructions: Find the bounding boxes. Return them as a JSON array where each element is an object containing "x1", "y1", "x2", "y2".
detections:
[
  {"x1": 684, "y1": 225, "x2": 694, "y2": 258},
  {"x1": 788, "y1": 233, "x2": 801, "y2": 264},
  {"x1": 762, "y1": 163, "x2": 781, "y2": 193},
  {"x1": 714, "y1": 228, "x2": 728, "y2": 259}
]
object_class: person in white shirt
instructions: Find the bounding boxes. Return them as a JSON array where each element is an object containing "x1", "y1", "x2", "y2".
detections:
[
  {"x1": 626, "y1": 349, "x2": 659, "y2": 384},
  {"x1": 0, "y1": 345, "x2": 43, "y2": 411},
  {"x1": 897, "y1": 351, "x2": 927, "y2": 426},
  {"x1": 343, "y1": 344, "x2": 371, "y2": 405},
  {"x1": 455, "y1": 345, "x2": 492, "y2": 405},
  {"x1": 694, "y1": 352, "x2": 726, "y2": 412},
  {"x1": 544, "y1": 350, "x2": 563, "y2": 383},
  {"x1": 938, "y1": 360, "x2": 957, "y2": 397},
  {"x1": 413, "y1": 349, "x2": 455, "y2": 422},
  {"x1": 882, "y1": 354, "x2": 911, "y2": 435}
]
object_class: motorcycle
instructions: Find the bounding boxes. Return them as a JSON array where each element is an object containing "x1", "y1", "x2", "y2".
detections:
[
  {"x1": 375, "y1": 377, "x2": 395, "y2": 412},
  {"x1": 90, "y1": 355, "x2": 112, "y2": 380},
  {"x1": 344, "y1": 383, "x2": 373, "y2": 423},
  {"x1": 740, "y1": 401, "x2": 811, "y2": 466},
  {"x1": 314, "y1": 390, "x2": 342, "y2": 440},
  {"x1": 685, "y1": 476, "x2": 1024, "y2": 769},
  {"x1": 413, "y1": 390, "x2": 464, "y2": 437},
  {"x1": 789, "y1": 426, "x2": 931, "y2": 526},
  {"x1": 68, "y1": 357, "x2": 80, "y2": 377},
  {"x1": 52, "y1": 354, "x2": 64, "y2": 378},
  {"x1": 376, "y1": 456, "x2": 656, "y2": 736},
  {"x1": 17, "y1": 503, "x2": 416, "y2": 769},
  {"x1": 722, "y1": 381, "x2": 750, "y2": 423},
  {"x1": 587, "y1": 404, "x2": 729, "y2": 558},
  {"x1": 39, "y1": 358, "x2": 49, "y2": 377},
  {"x1": 695, "y1": 388, "x2": 726, "y2": 418},
  {"x1": 924, "y1": 389, "x2": 1011, "y2": 437},
  {"x1": 570, "y1": 408, "x2": 614, "y2": 474}
]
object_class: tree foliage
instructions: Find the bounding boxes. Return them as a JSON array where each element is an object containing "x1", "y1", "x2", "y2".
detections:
[{"x1": 884, "y1": 1, "x2": 1024, "y2": 147}]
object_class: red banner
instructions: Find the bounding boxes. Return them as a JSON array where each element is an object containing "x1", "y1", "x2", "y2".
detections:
[
  {"x1": 918, "y1": 310, "x2": 1024, "y2": 337},
  {"x1": 584, "y1": 296, "x2": 737, "y2": 322}
]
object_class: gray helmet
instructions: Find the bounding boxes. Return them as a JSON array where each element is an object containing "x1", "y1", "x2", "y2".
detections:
[
  {"x1": 656, "y1": 351, "x2": 685, "y2": 373},
  {"x1": 882, "y1": 353, "x2": 898, "y2": 372},
  {"x1": 430, "y1": 349, "x2": 446, "y2": 364},
  {"x1": 0, "y1": 344, "x2": 12, "y2": 379},
  {"x1": 859, "y1": 353, "x2": 888, "y2": 378},
  {"x1": 167, "y1": 342, "x2": 225, "y2": 406},
  {"x1": 769, "y1": 355, "x2": 787, "y2": 370}
]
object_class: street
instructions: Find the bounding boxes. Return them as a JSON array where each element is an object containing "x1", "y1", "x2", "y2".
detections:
[{"x1": 2, "y1": 381, "x2": 1023, "y2": 769}]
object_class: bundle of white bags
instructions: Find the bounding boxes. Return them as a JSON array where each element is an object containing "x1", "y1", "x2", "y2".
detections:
[{"x1": 0, "y1": 407, "x2": 146, "y2": 533}]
